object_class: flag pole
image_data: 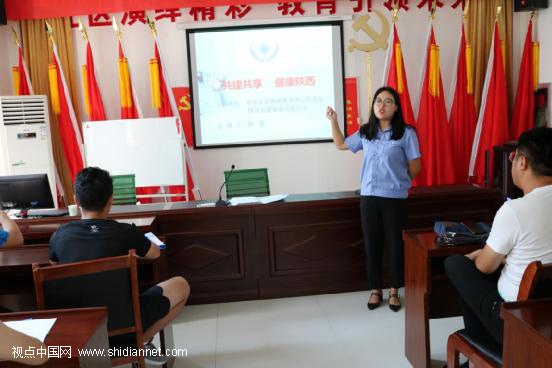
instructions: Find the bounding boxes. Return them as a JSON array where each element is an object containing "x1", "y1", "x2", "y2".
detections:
[
  {"x1": 146, "y1": 16, "x2": 202, "y2": 200},
  {"x1": 10, "y1": 26, "x2": 21, "y2": 48},
  {"x1": 77, "y1": 19, "x2": 88, "y2": 41}
]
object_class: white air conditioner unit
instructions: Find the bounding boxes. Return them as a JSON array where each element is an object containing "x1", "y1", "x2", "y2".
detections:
[{"x1": 0, "y1": 95, "x2": 58, "y2": 208}]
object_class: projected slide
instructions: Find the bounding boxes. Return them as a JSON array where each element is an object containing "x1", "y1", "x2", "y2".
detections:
[{"x1": 188, "y1": 23, "x2": 344, "y2": 147}]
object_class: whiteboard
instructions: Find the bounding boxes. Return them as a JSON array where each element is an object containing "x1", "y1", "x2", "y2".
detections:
[{"x1": 83, "y1": 118, "x2": 185, "y2": 187}]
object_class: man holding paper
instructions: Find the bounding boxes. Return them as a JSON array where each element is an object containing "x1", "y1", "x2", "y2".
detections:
[{"x1": 48, "y1": 167, "x2": 189, "y2": 364}]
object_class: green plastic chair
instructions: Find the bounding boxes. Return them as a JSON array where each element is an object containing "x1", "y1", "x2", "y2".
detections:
[
  {"x1": 112, "y1": 174, "x2": 137, "y2": 205},
  {"x1": 225, "y1": 168, "x2": 269, "y2": 199}
]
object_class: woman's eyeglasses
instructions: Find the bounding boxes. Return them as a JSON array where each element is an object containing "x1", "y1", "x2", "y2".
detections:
[
  {"x1": 374, "y1": 98, "x2": 395, "y2": 106},
  {"x1": 508, "y1": 151, "x2": 517, "y2": 162}
]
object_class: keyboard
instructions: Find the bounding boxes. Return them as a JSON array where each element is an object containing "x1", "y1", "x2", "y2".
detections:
[{"x1": 27, "y1": 208, "x2": 69, "y2": 217}]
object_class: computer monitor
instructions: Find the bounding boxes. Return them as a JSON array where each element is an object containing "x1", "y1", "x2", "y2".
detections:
[{"x1": 0, "y1": 174, "x2": 55, "y2": 209}]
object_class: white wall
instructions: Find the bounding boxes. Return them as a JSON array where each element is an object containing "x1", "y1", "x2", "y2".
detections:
[
  {"x1": 513, "y1": 8, "x2": 552, "y2": 128},
  {"x1": 536, "y1": 8, "x2": 552, "y2": 89},
  {"x1": 1, "y1": 1, "x2": 466, "y2": 199},
  {"x1": 536, "y1": 7, "x2": 552, "y2": 125}
]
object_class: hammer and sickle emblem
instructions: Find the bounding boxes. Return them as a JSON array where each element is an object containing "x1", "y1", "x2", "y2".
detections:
[
  {"x1": 178, "y1": 95, "x2": 191, "y2": 111},
  {"x1": 348, "y1": 10, "x2": 390, "y2": 53}
]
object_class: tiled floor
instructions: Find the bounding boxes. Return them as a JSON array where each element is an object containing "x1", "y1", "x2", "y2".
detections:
[{"x1": 155, "y1": 290, "x2": 464, "y2": 368}]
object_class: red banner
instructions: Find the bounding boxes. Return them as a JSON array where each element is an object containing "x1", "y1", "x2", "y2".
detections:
[
  {"x1": 172, "y1": 87, "x2": 194, "y2": 148},
  {"x1": 344, "y1": 77, "x2": 359, "y2": 136},
  {"x1": 5, "y1": 0, "x2": 314, "y2": 20}
]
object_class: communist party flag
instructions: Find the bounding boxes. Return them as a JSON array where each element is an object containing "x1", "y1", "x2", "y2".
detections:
[
  {"x1": 118, "y1": 40, "x2": 142, "y2": 120},
  {"x1": 150, "y1": 35, "x2": 199, "y2": 201},
  {"x1": 384, "y1": 24, "x2": 416, "y2": 125},
  {"x1": 469, "y1": 22, "x2": 509, "y2": 186},
  {"x1": 449, "y1": 23, "x2": 477, "y2": 183},
  {"x1": 172, "y1": 87, "x2": 195, "y2": 148},
  {"x1": 81, "y1": 41, "x2": 106, "y2": 121},
  {"x1": 48, "y1": 32, "x2": 84, "y2": 181},
  {"x1": 510, "y1": 19, "x2": 538, "y2": 140},
  {"x1": 415, "y1": 25, "x2": 455, "y2": 186}
]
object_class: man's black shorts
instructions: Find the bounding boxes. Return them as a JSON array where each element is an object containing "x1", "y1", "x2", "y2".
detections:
[{"x1": 140, "y1": 285, "x2": 171, "y2": 330}]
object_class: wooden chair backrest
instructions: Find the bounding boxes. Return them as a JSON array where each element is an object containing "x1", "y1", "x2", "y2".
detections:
[
  {"x1": 32, "y1": 250, "x2": 144, "y2": 366},
  {"x1": 517, "y1": 261, "x2": 552, "y2": 301}
]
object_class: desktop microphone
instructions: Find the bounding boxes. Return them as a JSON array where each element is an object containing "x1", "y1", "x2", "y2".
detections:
[{"x1": 216, "y1": 164, "x2": 235, "y2": 207}]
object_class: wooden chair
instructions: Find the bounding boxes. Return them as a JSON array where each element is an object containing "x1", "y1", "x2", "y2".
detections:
[
  {"x1": 32, "y1": 250, "x2": 184, "y2": 368},
  {"x1": 447, "y1": 261, "x2": 552, "y2": 368}
]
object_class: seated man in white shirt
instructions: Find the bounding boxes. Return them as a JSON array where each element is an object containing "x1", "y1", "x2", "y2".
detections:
[{"x1": 445, "y1": 127, "x2": 552, "y2": 346}]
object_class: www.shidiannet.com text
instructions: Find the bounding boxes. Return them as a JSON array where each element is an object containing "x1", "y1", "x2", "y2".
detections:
[
  {"x1": 80, "y1": 346, "x2": 188, "y2": 358},
  {"x1": 12, "y1": 345, "x2": 188, "y2": 360}
]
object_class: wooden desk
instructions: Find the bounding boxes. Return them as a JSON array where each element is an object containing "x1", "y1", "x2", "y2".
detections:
[
  {"x1": 17, "y1": 216, "x2": 156, "y2": 245},
  {"x1": 0, "y1": 245, "x2": 165, "y2": 302},
  {"x1": 0, "y1": 307, "x2": 110, "y2": 367},
  {"x1": 403, "y1": 230, "x2": 483, "y2": 368},
  {"x1": 501, "y1": 298, "x2": 552, "y2": 368},
  {"x1": 14, "y1": 186, "x2": 501, "y2": 304},
  {"x1": 0, "y1": 246, "x2": 49, "y2": 295}
]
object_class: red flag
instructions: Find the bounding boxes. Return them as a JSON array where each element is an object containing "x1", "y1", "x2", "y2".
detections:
[
  {"x1": 117, "y1": 39, "x2": 155, "y2": 202},
  {"x1": 12, "y1": 46, "x2": 33, "y2": 95},
  {"x1": 449, "y1": 24, "x2": 477, "y2": 183},
  {"x1": 82, "y1": 42, "x2": 107, "y2": 121},
  {"x1": 140, "y1": 43, "x2": 170, "y2": 202},
  {"x1": 118, "y1": 41, "x2": 141, "y2": 120},
  {"x1": 469, "y1": 22, "x2": 509, "y2": 186},
  {"x1": 150, "y1": 38, "x2": 199, "y2": 201},
  {"x1": 415, "y1": 26, "x2": 455, "y2": 186},
  {"x1": 510, "y1": 20, "x2": 536, "y2": 140},
  {"x1": 345, "y1": 77, "x2": 360, "y2": 135},
  {"x1": 385, "y1": 24, "x2": 416, "y2": 125},
  {"x1": 48, "y1": 48, "x2": 84, "y2": 181},
  {"x1": 150, "y1": 44, "x2": 172, "y2": 118}
]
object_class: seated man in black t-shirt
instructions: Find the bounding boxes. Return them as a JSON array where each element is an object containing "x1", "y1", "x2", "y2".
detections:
[{"x1": 49, "y1": 167, "x2": 190, "y2": 364}]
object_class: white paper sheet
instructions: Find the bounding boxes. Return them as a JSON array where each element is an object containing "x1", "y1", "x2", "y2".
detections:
[
  {"x1": 4, "y1": 318, "x2": 57, "y2": 343},
  {"x1": 144, "y1": 232, "x2": 166, "y2": 249},
  {"x1": 229, "y1": 194, "x2": 288, "y2": 206}
]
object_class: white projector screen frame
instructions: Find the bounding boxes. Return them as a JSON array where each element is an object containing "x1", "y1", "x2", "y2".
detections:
[{"x1": 187, "y1": 21, "x2": 345, "y2": 149}]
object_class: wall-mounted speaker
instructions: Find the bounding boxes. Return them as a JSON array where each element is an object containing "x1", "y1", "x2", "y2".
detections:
[
  {"x1": 0, "y1": 0, "x2": 7, "y2": 26},
  {"x1": 514, "y1": 0, "x2": 549, "y2": 12}
]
